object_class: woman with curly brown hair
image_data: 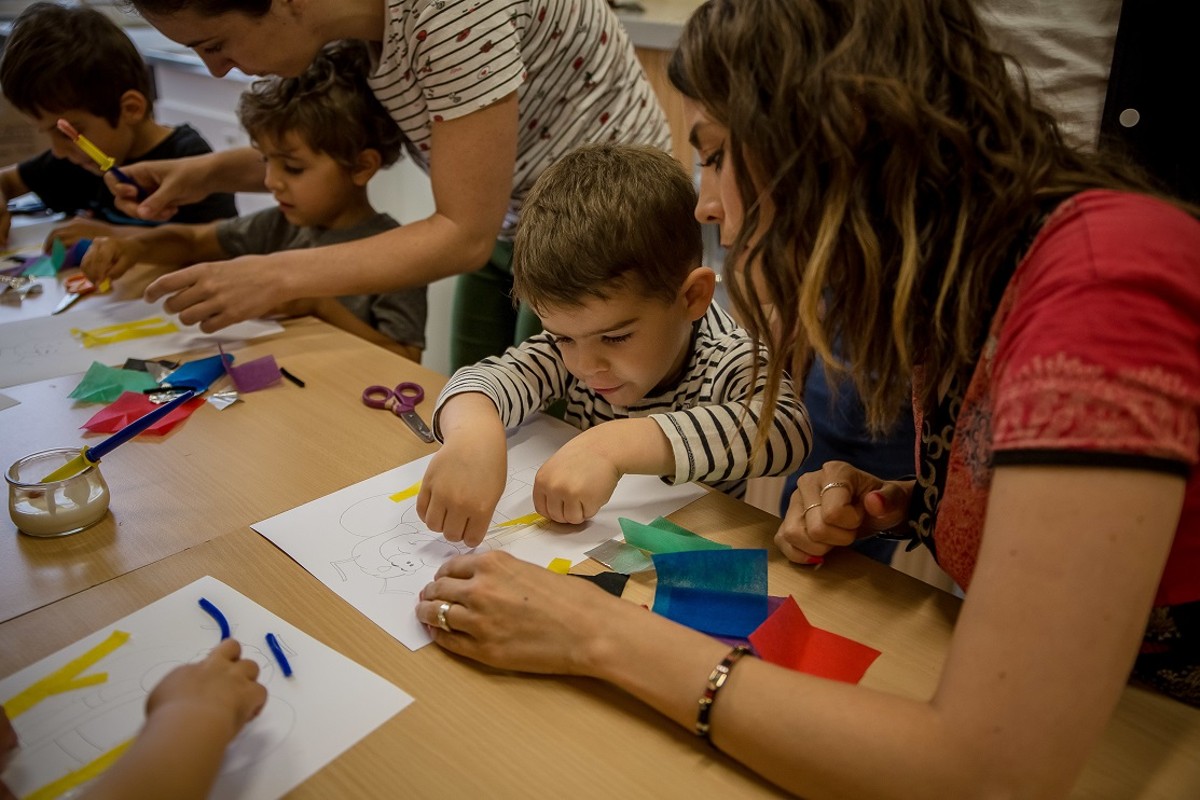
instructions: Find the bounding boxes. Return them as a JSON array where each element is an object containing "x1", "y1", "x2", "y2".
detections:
[{"x1": 414, "y1": 0, "x2": 1200, "y2": 795}]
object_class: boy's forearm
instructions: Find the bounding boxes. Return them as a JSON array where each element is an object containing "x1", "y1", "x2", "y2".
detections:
[
  {"x1": 131, "y1": 223, "x2": 224, "y2": 266},
  {"x1": 436, "y1": 392, "x2": 506, "y2": 444},
  {"x1": 82, "y1": 704, "x2": 236, "y2": 800},
  {"x1": 0, "y1": 167, "x2": 29, "y2": 202},
  {"x1": 579, "y1": 418, "x2": 675, "y2": 477}
]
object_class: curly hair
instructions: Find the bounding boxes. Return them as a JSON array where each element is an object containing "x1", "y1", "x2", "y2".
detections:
[
  {"x1": 513, "y1": 143, "x2": 702, "y2": 312},
  {"x1": 237, "y1": 41, "x2": 403, "y2": 170},
  {"x1": 1, "y1": 2, "x2": 154, "y2": 125},
  {"x1": 669, "y1": 0, "x2": 1160, "y2": 433}
]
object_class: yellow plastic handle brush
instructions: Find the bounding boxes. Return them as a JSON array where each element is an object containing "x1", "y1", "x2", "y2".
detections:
[
  {"x1": 39, "y1": 390, "x2": 197, "y2": 482},
  {"x1": 55, "y1": 119, "x2": 149, "y2": 200}
]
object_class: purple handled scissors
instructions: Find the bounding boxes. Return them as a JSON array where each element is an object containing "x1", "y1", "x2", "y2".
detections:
[{"x1": 362, "y1": 381, "x2": 435, "y2": 443}]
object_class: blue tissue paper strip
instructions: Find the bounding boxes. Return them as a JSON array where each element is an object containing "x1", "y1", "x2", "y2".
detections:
[
  {"x1": 651, "y1": 549, "x2": 770, "y2": 638},
  {"x1": 164, "y1": 354, "x2": 232, "y2": 391}
]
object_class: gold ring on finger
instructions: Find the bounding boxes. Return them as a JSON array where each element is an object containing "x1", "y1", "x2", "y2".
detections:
[
  {"x1": 436, "y1": 601, "x2": 454, "y2": 633},
  {"x1": 802, "y1": 501, "x2": 822, "y2": 515},
  {"x1": 819, "y1": 481, "x2": 851, "y2": 497}
]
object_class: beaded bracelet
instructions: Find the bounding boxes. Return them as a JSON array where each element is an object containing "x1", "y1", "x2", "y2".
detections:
[{"x1": 695, "y1": 645, "x2": 751, "y2": 742}]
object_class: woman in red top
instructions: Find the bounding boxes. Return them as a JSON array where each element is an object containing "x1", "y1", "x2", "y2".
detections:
[{"x1": 415, "y1": 0, "x2": 1200, "y2": 795}]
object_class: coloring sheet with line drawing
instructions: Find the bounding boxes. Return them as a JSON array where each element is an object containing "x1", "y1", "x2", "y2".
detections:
[
  {"x1": 0, "y1": 296, "x2": 283, "y2": 388},
  {"x1": 252, "y1": 415, "x2": 707, "y2": 650},
  {"x1": 0, "y1": 576, "x2": 413, "y2": 799}
]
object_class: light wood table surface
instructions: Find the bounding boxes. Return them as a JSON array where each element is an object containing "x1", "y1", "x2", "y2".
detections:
[
  {"x1": 0, "y1": 317, "x2": 443, "y2": 622},
  {"x1": 1, "y1": 315, "x2": 1198, "y2": 797}
]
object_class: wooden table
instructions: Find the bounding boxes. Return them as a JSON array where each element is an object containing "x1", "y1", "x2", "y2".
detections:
[
  {"x1": 0, "y1": 317, "x2": 443, "y2": 622},
  {"x1": 1, "y1": 319, "x2": 1198, "y2": 798}
]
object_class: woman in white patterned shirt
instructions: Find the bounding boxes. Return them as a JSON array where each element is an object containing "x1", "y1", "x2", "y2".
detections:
[{"x1": 108, "y1": 0, "x2": 670, "y2": 367}]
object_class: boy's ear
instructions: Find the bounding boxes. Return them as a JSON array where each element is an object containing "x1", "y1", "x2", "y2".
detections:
[
  {"x1": 351, "y1": 149, "x2": 383, "y2": 186},
  {"x1": 680, "y1": 266, "x2": 717, "y2": 322},
  {"x1": 117, "y1": 90, "x2": 149, "y2": 124}
]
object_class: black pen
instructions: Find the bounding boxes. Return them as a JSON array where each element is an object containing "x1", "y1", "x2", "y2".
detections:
[{"x1": 279, "y1": 367, "x2": 305, "y2": 388}]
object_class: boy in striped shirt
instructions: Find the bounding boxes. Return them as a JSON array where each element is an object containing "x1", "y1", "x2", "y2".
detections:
[{"x1": 418, "y1": 144, "x2": 811, "y2": 547}]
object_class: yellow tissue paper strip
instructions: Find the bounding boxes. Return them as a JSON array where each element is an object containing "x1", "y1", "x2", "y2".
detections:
[
  {"x1": 547, "y1": 558, "x2": 571, "y2": 574},
  {"x1": 72, "y1": 318, "x2": 180, "y2": 348},
  {"x1": 3, "y1": 629, "x2": 130, "y2": 718},
  {"x1": 27, "y1": 738, "x2": 134, "y2": 800},
  {"x1": 389, "y1": 480, "x2": 422, "y2": 502},
  {"x1": 497, "y1": 512, "x2": 545, "y2": 528}
]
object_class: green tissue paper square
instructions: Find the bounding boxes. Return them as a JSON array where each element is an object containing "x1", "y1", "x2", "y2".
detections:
[
  {"x1": 618, "y1": 516, "x2": 731, "y2": 554},
  {"x1": 69, "y1": 361, "x2": 159, "y2": 403}
]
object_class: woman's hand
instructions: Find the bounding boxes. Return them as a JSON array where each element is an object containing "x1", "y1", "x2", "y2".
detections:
[
  {"x1": 776, "y1": 460, "x2": 912, "y2": 564},
  {"x1": 104, "y1": 157, "x2": 208, "y2": 222},
  {"x1": 144, "y1": 254, "x2": 290, "y2": 331},
  {"x1": 417, "y1": 551, "x2": 621, "y2": 675}
]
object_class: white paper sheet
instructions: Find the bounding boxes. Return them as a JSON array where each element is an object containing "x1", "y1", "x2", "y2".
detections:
[
  {"x1": 0, "y1": 295, "x2": 283, "y2": 388},
  {"x1": 0, "y1": 576, "x2": 413, "y2": 799},
  {"x1": 252, "y1": 415, "x2": 707, "y2": 650}
]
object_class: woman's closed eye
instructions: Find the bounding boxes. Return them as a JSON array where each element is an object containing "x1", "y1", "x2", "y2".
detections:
[{"x1": 699, "y1": 149, "x2": 724, "y2": 172}]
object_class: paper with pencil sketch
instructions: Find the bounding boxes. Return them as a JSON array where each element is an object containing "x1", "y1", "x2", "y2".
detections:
[
  {"x1": 0, "y1": 295, "x2": 282, "y2": 388},
  {"x1": 252, "y1": 414, "x2": 707, "y2": 650},
  {"x1": 0, "y1": 576, "x2": 412, "y2": 800}
]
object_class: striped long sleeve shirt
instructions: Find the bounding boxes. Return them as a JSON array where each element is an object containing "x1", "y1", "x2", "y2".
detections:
[{"x1": 434, "y1": 305, "x2": 812, "y2": 498}]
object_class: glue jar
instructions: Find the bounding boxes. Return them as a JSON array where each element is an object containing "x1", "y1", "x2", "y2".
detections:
[{"x1": 6, "y1": 448, "x2": 110, "y2": 537}]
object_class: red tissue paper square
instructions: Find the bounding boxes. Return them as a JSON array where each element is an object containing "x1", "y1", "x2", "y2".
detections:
[
  {"x1": 748, "y1": 596, "x2": 881, "y2": 684},
  {"x1": 81, "y1": 391, "x2": 204, "y2": 436}
]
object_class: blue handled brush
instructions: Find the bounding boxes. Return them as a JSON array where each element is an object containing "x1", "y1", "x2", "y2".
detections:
[{"x1": 39, "y1": 390, "x2": 197, "y2": 482}]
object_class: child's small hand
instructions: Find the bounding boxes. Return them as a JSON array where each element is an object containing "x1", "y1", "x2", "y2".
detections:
[
  {"x1": 145, "y1": 637, "x2": 267, "y2": 741},
  {"x1": 44, "y1": 217, "x2": 114, "y2": 252},
  {"x1": 419, "y1": 436, "x2": 507, "y2": 548},
  {"x1": 419, "y1": 394, "x2": 509, "y2": 547},
  {"x1": 533, "y1": 436, "x2": 621, "y2": 524},
  {"x1": 81, "y1": 236, "x2": 143, "y2": 285}
]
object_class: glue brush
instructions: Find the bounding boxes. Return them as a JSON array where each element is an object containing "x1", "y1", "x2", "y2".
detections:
[
  {"x1": 55, "y1": 119, "x2": 149, "y2": 200},
  {"x1": 39, "y1": 389, "x2": 197, "y2": 482}
]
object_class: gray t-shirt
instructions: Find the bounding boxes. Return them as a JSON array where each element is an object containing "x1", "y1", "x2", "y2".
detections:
[{"x1": 216, "y1": 209, "x2": 427, "y2": 348}]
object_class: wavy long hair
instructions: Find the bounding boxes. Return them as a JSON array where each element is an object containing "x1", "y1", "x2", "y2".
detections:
[{"x1": 669, "y1": 0, "x2": 1162, "y2": 433}]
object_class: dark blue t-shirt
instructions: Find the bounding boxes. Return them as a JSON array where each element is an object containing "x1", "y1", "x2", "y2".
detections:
[{"x1": 17, "y1": 123, "x2": 236, "y2": 224}]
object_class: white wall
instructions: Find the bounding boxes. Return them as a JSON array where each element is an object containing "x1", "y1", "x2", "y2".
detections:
[{"x1": 366, "y1": 160, "x2": 456, "y2": 375}]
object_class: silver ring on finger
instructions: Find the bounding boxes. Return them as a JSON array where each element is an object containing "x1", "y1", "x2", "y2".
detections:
[
  {"x1": 436, "y1": 601, "x2": 454, "y2": 633},
  {"x1": 819, "y1": 481, "x2": 851, "y2": 497}
]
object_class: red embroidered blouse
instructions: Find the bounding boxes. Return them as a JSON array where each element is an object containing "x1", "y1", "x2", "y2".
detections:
[{"x1": 926, "y1": 190, "x2": 1200, "y2": 608}]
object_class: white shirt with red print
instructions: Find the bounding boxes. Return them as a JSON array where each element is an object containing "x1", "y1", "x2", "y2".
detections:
[{"x1": 368, "y1": 0, "x2": 670, "y2": 239}]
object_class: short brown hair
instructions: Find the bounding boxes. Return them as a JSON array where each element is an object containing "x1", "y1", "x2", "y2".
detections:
[
  {"x1": 1, "y1": 3, "x2": 154, "y2": 126},
  {"x1": 513, "y1": 143, "x2": 702, "y2": 312},
  {"x1": 237, "y1": 41, "x2": 403, "y2": 170}
]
